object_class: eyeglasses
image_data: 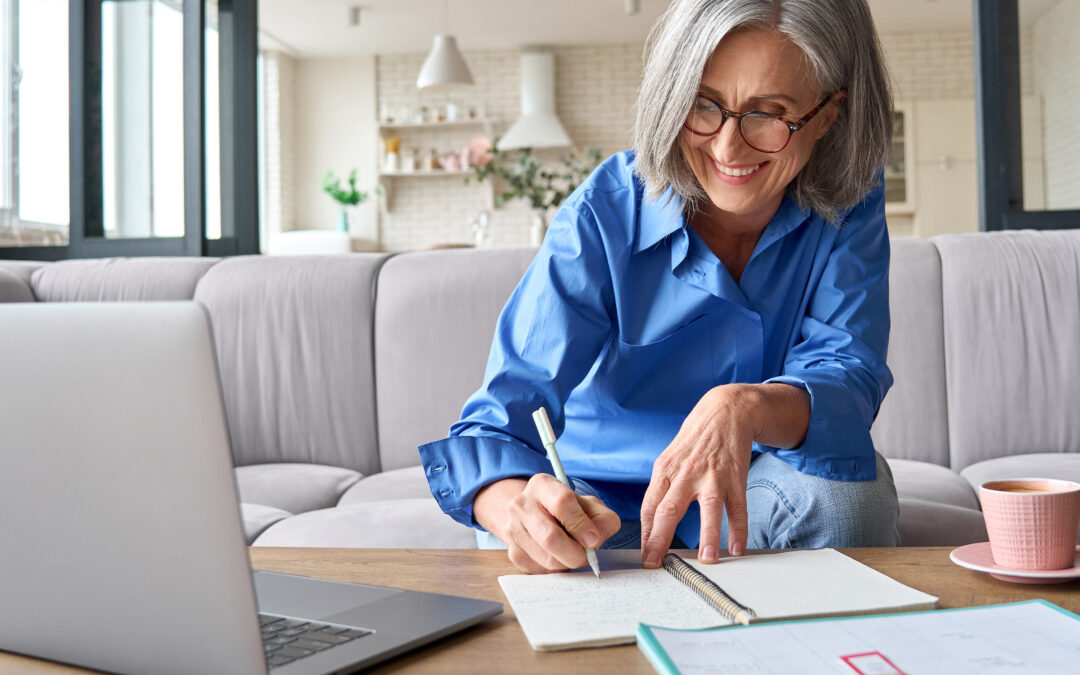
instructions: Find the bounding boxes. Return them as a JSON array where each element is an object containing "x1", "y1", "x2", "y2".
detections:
[{"x1": 683, "y1": 91, "x2": 841, "y2": 153}]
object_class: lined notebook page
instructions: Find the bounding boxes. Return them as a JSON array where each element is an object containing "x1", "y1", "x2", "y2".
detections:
[
  {"x1": 498, "y1": 566, "x2": 730, "y2": 650},
  {"x1": 685, "y1": 548, "x2": 938, "y2": 622},
  {"x1": 499, "y1": 549, "x2": 938, "y2": 651}
]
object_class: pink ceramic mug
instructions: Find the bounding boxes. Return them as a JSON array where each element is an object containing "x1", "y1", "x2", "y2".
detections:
[{"x1": 978, "y1": 478, "x2": 1080, "y2": 570}]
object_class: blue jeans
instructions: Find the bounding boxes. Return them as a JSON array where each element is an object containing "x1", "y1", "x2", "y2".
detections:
[{"x1": 475, "y1": 451, "x2": 899, "y2": 550}]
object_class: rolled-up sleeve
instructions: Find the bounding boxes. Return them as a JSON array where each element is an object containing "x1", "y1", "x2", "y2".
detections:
[
  {"x1": 418, "y1": 199, "x2": 616, "y2": 527},
  {"x1": 763, "y1": 186, "x2": 893, "y2": 481}
]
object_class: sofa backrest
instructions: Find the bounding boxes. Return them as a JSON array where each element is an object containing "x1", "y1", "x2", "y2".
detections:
[
  {"x1": 936, "y1": 230, "x2": 1080, "y2": 470},
  {"x1": 373, "y1": 247, "x2": 538, "y2": 471},
  {"x1": 870, "y1": 237, "x2": 951, "y2": 466},
  {"x1": 30, "y1": 257, "x2": 219, "y2": 301},
  {"x1": 1, "y1": 255, "x2": 388, "y2": 476},
  {"x1": 0, "y1": 265, "x2": 36, "y2": 302},
  {"x1": 194, "y1": 255, "x2": 388, "y2": 475}
]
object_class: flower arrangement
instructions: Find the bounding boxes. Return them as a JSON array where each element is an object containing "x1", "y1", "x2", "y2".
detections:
[{"x1": 467, "y1": 144, "x2": 603, "y2": 212}]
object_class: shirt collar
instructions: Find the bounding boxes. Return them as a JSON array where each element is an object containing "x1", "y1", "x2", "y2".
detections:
[
  {"x1": 634, "y1": 186, "x2": 814, "y2": 256},
  {"x1": 751, "y1": 193, "x2": 813, "y2": 262},
  {"x1": 635, "y1": 186, "x2": 686, "y2": 254}
]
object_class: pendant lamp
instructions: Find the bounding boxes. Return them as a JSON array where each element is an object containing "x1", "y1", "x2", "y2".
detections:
[{"x1": 416, "y1": 1, "x2": 474, "y2": 91}]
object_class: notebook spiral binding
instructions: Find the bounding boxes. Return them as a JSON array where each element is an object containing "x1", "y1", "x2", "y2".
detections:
[{"x1": 662, "y1": 553, "x2": 756, "y2": 624}]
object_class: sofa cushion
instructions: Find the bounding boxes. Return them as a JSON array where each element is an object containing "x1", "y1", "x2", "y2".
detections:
[
  {"x1": 0, "y1": 261, "x2": 42, "y2": 287},
  {"x1": 871, "y1": 237, "x2": 949, "y2": 466},
  {"x1": 374, "y1": 247, "x2": 538, "y2": 472},
  {"x1": 239, "y1": 503, "x2": 292, "y2": 544},
  {"x1": 886, "y1": 458, "x2": 978, "y2": 510},
  {"x1": 234, "y1": 463, "x2": 362, "y2": 514},
  {"x1": 0, "y1": 268, "x2": 34, "y2": 303},
  {"x1": 252, "y1": 499, "x2": 477, "y2": 548},
  {"x1": 31, "y1": 257, "x2": 219, "y2": 301},
  {"x1": 959, "y1": 453, "x2": 1080, "y2": 491},
  {"x1": 337, "y1": 466, "x2": 432, "y2": 505},
  {"x1": 194, "y1": 254, "x2": 389, "y2": 473},
  {"x1": 897, "y1": 498, "x2": 987, "y2": 546},
  {"x1": 936, "y1": 230, "x2": 1080, "y2": 470}
]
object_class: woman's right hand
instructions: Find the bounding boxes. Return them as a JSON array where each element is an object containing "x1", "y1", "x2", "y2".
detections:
[{"x1": 473, "y1": 475, "x2": 622, "y2": 574}]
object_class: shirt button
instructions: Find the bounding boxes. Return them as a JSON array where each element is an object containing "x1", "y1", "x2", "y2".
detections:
[
  {"x1": 431, "y1": 465, "x2": 445, "y2": 472},
  {"x1": 439, "y1": 489, "x2": 452, "y2": 497},
  {"x1": 851, "y1": 461, "x2": 858, "y2": 474},
  {"x1": 827, "y1": 461, "x2": 835, "y2": 474}
]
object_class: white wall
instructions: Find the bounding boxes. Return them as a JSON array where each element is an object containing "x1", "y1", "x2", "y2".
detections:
[{"x1": 294, "y1": 56, "x2": 379, "y2": 249}]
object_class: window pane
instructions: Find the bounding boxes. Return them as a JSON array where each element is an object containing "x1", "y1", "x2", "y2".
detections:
[
  {"x1": 17, "y1": 0, "x2": 69, "y2": 229},
  {"x1": 101, "y1": 0, "x2": 184, "y2": 238},
  {"x1": 0, "y1": 0, "x2": 11, "y2": 214},
  {"x1": 205, "y1": 1, "x2": 221, "y2": 240},
  {"x1": 1020, "y1": 0, "x2": 1080, "y2": 211}
]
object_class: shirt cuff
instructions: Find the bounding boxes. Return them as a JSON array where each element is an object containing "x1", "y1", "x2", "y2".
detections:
[
  {"x1": 763, "y1": 374, "x2": 878, "y2": 481},
  {"x1": 417, "y1": 434, "x2": 555, "y2": 528}
]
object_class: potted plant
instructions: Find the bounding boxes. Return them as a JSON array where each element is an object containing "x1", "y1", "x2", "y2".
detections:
[
  {"x1": 321, "y1": 169, "x2": 372, "y2": 233},
  {"x1": 468, "y1": 144, "x2": 603, "y2": 246}
]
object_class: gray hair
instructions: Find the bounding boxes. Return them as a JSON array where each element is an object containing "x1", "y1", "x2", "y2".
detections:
[{"x1": 633, "y1": 0, "x2": 892, "y2": 223}]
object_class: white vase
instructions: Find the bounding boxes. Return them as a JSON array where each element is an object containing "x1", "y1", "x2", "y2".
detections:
[{"x1": 529, "y1": 210, "x2": 547, "y2": 247}]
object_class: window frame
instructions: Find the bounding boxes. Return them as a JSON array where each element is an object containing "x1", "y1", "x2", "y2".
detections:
[
  {"x1": 975, "y1": 0, "x2": 1080, "y2": 231},
  {"x1": 0, "y1": 0, "x2": 259, "y2": 260}
]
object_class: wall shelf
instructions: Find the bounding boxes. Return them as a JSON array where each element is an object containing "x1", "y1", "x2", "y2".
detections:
[
  {"x1": 377, "y1": 118, "x2": 495, "y2": 212},
  {"x1": 378, "y1": 119, "x2": 491, "y2": 132},
  {"x1": 380, "y1": 170, "x2": 472, "y2": 177}
]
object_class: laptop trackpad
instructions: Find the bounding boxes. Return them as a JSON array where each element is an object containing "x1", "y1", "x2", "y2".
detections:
[{"x1": 253, "y1": 571, "x2": 402, "y2": 621}]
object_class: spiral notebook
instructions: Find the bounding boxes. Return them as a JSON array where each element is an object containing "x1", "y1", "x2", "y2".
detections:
[{"x1": 497, "y1": 548, "x2": 938, "y2": 651}]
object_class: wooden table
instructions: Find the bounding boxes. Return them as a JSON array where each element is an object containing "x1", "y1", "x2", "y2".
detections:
[{"x1": 4, "y1": 547, "x2": 1079, "y2": 674}]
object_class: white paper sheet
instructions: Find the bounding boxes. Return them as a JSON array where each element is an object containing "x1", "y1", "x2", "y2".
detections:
[{"x1": 643, "y1": 600, "x2": 1080, "y2": 674}]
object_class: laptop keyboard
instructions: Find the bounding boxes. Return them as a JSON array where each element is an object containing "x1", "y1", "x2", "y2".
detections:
[{"x1": 259, "y1": 612, "x2": 374, "y2": 669}]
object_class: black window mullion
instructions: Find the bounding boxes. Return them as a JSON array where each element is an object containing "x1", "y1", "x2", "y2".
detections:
[
  {"x1": 183, "y1": 0, "x2": 206, "y2": 256},
  {"x1": 217, "y1": 0, "x2": 259, "y2": 255}
]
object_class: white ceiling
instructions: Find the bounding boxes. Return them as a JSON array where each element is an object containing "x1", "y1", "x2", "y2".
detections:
[{"x1": 257, "y1": 0, "x2": 1064, "y2": 58}]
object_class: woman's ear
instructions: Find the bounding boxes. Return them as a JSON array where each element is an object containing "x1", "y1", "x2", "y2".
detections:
[{"x1": 814, "y1": 90, "x2": 847, "y2": 140}]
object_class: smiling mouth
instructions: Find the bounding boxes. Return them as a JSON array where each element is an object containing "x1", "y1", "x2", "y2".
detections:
[{"x1": 711, "y1": 159, "x2": 764, "y2": 177}]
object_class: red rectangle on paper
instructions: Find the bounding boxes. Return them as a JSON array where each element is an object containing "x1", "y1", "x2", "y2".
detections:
[{"x1": 840, "y1": 651, "x2": 906, "y2": 675}]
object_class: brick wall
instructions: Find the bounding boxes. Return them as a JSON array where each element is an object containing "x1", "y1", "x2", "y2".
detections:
[
  {"x1": 261, "y1": 51, "x2": 297, "y2": 241},
  {"x1": 1030, "y1": 0, "x2": 1080, "y2": 210},
  {"x1": 879, "y1": 31, "x2": 976, "y2": 101},
  {"x1": 375, "y1": 45, "x2": 643, "y2": 251}
]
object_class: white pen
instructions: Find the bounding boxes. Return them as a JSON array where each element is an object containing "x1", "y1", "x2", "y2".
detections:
[{"x1": 532, "y1": 407, "x2": 601, "y2": 578}]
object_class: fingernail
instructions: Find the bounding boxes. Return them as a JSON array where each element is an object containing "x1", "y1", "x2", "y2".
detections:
[
  {"x1": 701, "y1": 546, "x2": 717, "y2": 562},
  {"x1": 582, "y1": 531, "x2": 598, "y2": 548},
  {"x1": 731, "y1": 543, "x2": 744, "y2": 557},
  {"x1": 644, "y1": 551, "x2": 660, "y2": 567}
]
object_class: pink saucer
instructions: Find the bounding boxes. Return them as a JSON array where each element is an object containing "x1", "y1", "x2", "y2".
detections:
[{"x1": 950, "y1": 542, "x2": 1080, "y2": 584}]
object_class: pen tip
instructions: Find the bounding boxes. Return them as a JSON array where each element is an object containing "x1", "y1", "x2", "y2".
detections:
[{"x1": 587, "y1": 549, "x2": 600, "y2": 578}]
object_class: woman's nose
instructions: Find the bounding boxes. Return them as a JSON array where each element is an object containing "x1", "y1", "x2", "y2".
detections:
[{"x1": 711, "y1": 115, "x2": 746, "y2": 156}]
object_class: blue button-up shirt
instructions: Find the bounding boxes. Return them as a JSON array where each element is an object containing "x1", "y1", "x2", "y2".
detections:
[{"x1": 419, "y1": 150, "x2": 892, "y2": 547}]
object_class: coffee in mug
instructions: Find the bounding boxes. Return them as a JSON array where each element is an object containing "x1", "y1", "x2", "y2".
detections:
[{"x1": 979, "y1": 478, "x2": 1080, "y2": 570}]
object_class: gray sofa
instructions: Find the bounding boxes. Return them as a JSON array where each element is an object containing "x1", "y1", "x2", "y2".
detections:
[{"x1": 2, "y1": 228, "x2": 1079, "y2": 548}]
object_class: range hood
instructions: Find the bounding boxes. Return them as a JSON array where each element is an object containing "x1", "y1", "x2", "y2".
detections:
[{"x1": 498, "y1": 49, "x2": 573, "y2": 150}]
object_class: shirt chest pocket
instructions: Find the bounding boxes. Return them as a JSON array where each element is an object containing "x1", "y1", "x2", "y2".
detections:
[{"x1": 594, "y1": 313, "x2": 741, "y2": 412}]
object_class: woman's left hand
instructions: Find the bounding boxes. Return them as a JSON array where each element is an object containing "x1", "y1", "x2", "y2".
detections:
[{"x1": 640, "y1": 384, "x2": 758, "y2": 567}]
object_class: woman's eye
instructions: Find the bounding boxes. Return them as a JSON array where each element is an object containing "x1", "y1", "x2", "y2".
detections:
[{"x1": 694, "y1": 96, "x2": 720, "y2": 112}]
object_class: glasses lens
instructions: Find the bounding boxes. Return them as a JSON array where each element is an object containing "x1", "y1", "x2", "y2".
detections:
[
  {"x1": 686, "y1": 96, "x2": 725, "y2": 135},
  {"x1": 739, "y1": 113, "x2": 790, "y2": 152}
]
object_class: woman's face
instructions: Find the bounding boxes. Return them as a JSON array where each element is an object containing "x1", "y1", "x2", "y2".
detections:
[{"x1": 681, "y1": 29, "x2": 841, "y2": 229}]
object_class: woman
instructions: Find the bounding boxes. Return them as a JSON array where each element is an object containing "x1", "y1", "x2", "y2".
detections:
[{"x1": 420, "y1": 0, "x2": 899, "y2": 574}]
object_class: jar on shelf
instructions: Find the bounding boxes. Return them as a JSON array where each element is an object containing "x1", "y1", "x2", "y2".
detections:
[
  {"x1": 401, "y1": 147, "x2": 418, "y2": 172},
  {"x1": 424, "y1": 148, "x2": 439, "y2": 171}
]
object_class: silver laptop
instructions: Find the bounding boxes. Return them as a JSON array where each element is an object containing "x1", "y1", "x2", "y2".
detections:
[{"x1": 0, "y1": 301, "x2": 502, "y2": 674}]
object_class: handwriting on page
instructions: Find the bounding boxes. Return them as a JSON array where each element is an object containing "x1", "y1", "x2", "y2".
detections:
[{"x1": 499, "y1": 567, "x2": 727, "y2": 648}]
